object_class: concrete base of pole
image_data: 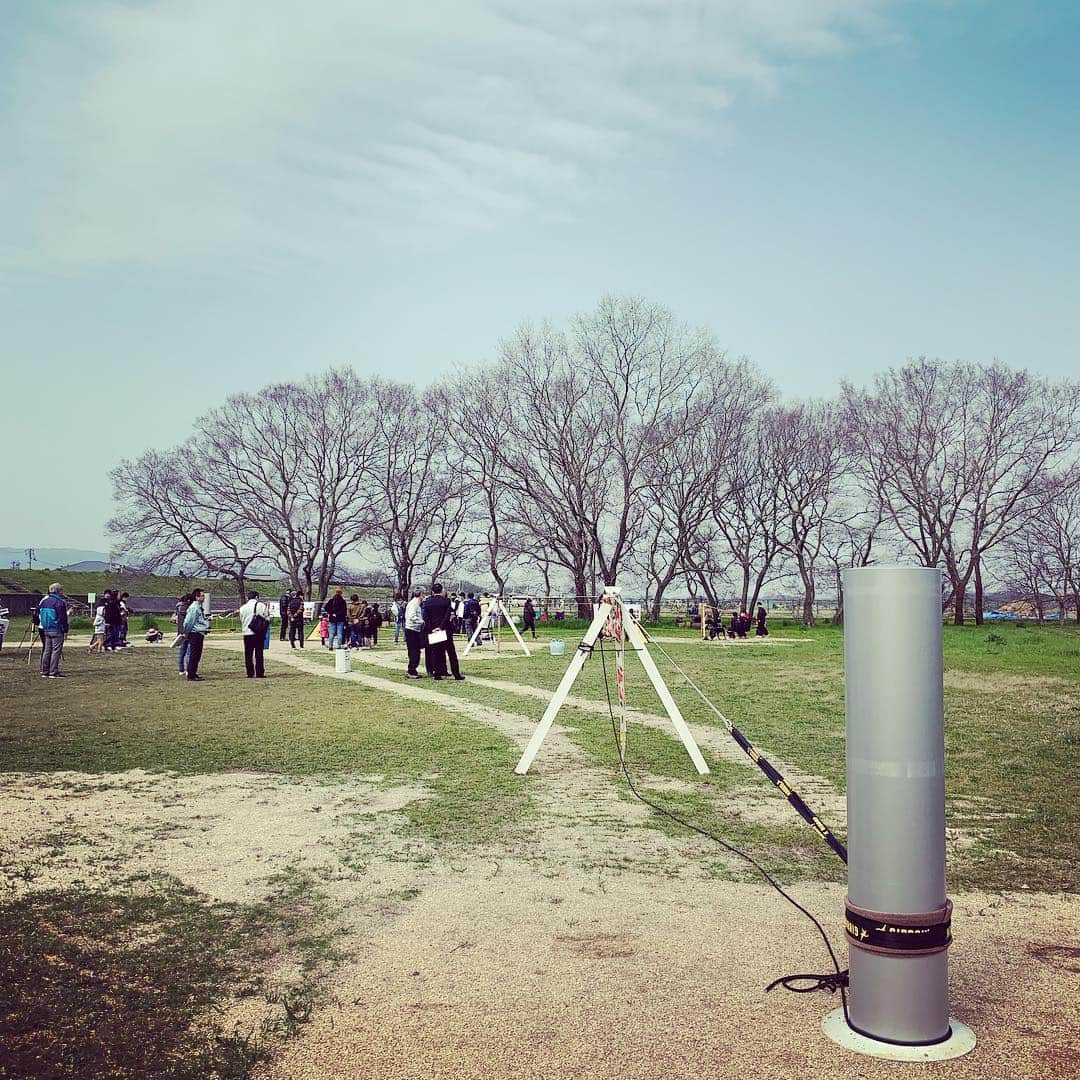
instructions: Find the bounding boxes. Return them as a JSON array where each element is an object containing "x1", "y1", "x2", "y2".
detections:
[{"x1": 822, "y1": 1009, "x2": 976, "y2": 1062}]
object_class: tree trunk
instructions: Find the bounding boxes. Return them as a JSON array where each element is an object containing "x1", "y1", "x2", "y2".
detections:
[
  {"x1": 832, "y1": 566, "x2": 844, "y2": 626},
  {"x1": 573, "y1": 569, "x2": 591, "y2": 619},
  {"x1": 973, "y1": 556, "x2": 984, "y2": 626},
  {"x1": 952, "y1": 586, "x2": 965, "y2": 626},
  {"x1": 802, "y1": 577, "x2": 816, "y2": 627}
]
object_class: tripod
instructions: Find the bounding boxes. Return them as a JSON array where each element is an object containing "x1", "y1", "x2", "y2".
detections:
[{"x1": 17, "y1": 608, "x2": 42, "y2": 667}]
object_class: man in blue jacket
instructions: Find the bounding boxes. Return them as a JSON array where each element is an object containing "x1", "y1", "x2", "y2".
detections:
[
  {"x1": 182, "y1": 588, "x2": 211, "y2": 681},
  {"x1": 38, "y1": 583, "x2": 69, "y2": 678}
]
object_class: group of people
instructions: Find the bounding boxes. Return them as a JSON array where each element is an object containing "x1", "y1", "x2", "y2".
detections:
[
  {"x1": 705, "y1": 605, "x2": 769, "y2": 640},
  {"x1": 88, "y1": 590, "x2": 134, "y2": 653},
  {"x1": 402, "y1": 583, "x2": 466, "y2": 680},
  {"x1": 318, "y1": 589, "x2": 384, "y2": 649}
]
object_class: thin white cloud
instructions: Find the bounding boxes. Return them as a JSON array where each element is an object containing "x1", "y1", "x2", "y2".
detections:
[{"x1": 1, "y1": 0, "x2": 903, "y2": 272}]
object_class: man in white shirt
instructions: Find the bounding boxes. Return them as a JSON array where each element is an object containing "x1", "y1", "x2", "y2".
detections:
[
  {"x1": 239, "y1": 590, "x2": 271, "y2": 678},
  {"x1": 403, "y1": 588, "x2": 426, "y2": 679}
]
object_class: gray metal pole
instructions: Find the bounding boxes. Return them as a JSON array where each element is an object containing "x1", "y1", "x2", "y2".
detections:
[{"x1": 843, "y1": 566, "x2": 951, "y2": 1045}]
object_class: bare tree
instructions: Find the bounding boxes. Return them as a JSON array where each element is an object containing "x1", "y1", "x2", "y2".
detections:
[
  {"x1": 440, "y1": 373, "x2": 528, "y2": 596},
  {"x1": 818, "y1": 493, "x2": 886, "y2": 625},
  {"x1": 632, "y1": 360, "x2": 768, "y2": 619},
  {"x1": 1004, "y1": 469, "x2": 1080, "y2": 622},
  {"x1": 483, "y1": 296, "x2": 735, "y2": 615},
  {"x1": 366, "y1": 381, "x2": 471, "y2": 595},
  {"x1": 704, "y1": 414, "x2": 786, "y2": 613},
  {"x1": 189, "y1": 370, "x2": 378, "y2": 600},
  {"x1": 768, "y1": 402, "x2": 851, "y2": 626},
  {"x1": 1000, "y1": 528, "x2": 1051, "y2": 621},
  {"x1": 109, "y1": 449, "x2": 265, "y2": 600},
  {"x1": 843, "y1": 359, "x2": 1080, "y2": 624}
]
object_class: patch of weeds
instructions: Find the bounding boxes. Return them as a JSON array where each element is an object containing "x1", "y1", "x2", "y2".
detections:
[{"x1": 262, "y1": 983, "x2": 317, "y2": 1040}]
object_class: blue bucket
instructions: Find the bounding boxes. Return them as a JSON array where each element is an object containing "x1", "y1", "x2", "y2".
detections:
[{"x1": 549, "y1": 639, "x2": 565, "y2": 657}]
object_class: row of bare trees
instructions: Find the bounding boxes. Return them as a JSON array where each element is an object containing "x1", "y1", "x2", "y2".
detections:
[{"x1": 109, "y1": 296, "x2": 1080, "y2": 623}]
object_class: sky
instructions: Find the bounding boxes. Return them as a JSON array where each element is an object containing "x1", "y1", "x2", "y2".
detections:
[{"x1": 3, "y1": 0, "x2": 1078, "y2": 551}]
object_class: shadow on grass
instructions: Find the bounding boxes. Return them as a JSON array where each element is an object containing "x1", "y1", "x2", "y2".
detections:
[{"x1": 0, "y1": 883, "x2": 277, "y2": 1079}]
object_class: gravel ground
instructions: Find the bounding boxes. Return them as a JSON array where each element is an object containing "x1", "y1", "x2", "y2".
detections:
[{"x1": 259, "y1": 863, "x2": 1078, "y2": 1080}]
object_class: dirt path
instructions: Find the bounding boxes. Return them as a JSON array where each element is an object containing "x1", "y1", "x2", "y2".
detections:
[
  {"x1": 256, "y1": 867, "x2": 1079, "y2": 1080},
  {"x1": 203, "y1": 639, "x2": 749, "y2": 879}
]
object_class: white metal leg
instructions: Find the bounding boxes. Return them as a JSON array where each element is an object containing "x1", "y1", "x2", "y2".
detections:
[
  {"x1": 514, "y1": 605, "x2": 610, "y2": 775},
  {"x1": 500, "y1": 600, "x2": 532, "y2": 657},
  {"x1": 624, "y1": 618, "x2": 710, "y2": 775},
  {"x1": 462, "y1": 615, "x2": 485, "y2": 656}
]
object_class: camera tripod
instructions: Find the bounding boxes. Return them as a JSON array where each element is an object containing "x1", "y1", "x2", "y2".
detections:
[{"x1": 17, "y1": 608, "x2": 43, "y2": 667}]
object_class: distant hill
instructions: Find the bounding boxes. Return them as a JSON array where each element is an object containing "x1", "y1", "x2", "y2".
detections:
[
  {"x1": 62, "y1": 560, "x2": 112, "y2": 572},
  {"x1": 0, "y1": 547, "x2": 109, "y2": 570}
]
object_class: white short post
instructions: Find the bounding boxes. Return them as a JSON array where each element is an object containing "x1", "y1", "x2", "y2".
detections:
[{"x1": 824, "y1": 566, "x2": 975, "y2": 1060}]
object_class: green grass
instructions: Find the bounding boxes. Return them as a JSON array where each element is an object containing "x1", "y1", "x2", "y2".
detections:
[
  {"x1": 0, "y1": 645, "x2": 531, "y2": 848},
  {"x1": 390, "y1": 624, "x2": 1079, "y2": 892}
]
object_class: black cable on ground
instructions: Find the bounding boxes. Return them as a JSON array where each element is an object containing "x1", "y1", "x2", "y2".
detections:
[{"x1": 595, "y1": 635, "x2": 850, "y2": 1019}]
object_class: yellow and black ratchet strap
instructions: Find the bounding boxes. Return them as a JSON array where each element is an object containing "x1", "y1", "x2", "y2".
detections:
[{"x1": 727, "y1": 724, "x2": 849, "y2": 864}]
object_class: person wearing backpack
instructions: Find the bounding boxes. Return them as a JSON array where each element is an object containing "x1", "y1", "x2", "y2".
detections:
[
  {"x1": 239, "y1": 590, "x2": 270, "y2": 678},
  {"x1": 38, "y1": 583, "x2": 69, "y2": 678}
]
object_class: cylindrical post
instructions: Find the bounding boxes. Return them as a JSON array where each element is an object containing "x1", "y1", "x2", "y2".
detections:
[{"x1": 843, "y1": 566, "x2": 950, "y2": 1045}]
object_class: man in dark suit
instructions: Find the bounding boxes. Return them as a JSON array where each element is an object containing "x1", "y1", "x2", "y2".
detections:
[
  {"x1": 421, "y1": 582, "x2": 464, "y2": 681},
  {"x1": 279, "y1": 589, "x2": 292, "y2": 641}
]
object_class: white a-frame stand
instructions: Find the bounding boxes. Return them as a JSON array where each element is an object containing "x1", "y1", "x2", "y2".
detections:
[
  {"x1": 463, "y1": 597, "x2": 531, "y2": 657},
  {"x1": 514, "y1": 587, "x2": 709, "y2": 776}
]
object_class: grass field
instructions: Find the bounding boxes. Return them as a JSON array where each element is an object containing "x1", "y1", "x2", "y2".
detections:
[{"x1": 1, "y1": 620, "x2": 1076, "y2": 1077}]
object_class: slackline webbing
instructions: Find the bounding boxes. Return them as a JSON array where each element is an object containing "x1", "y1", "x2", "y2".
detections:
[{"x1": 638, "y1": 628, "x2": 848, "y2": 864}]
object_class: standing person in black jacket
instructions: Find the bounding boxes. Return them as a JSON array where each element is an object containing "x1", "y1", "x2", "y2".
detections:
[
  {"x1": 103, "y1": 590, "x2": 124, "y2": 652},
  {"x1": 288, "y1": 592, "x2": 306, "y2": 649},
  {"x1": 522, "y1": 598, "x2": 537, "y2": 639},
  {"x1": 421, "y1": 583, "x2": 464, "y2": 681},
  {"x1": 463, "y1": 592, "x2": 481, "y2": 645},
  {"x1": 368, "y1": 602, "x2": 383, "y2": 647},
  {"x1": 324, "y1": 587, "x2": 348, "y2": 650},
  {"x1": 279, "y1": 589, "x2": 292, "y2": 641}
]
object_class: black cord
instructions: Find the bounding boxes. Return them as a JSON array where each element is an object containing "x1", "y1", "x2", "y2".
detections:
[{"x1": 595, "y1": 636, "x2": 850, "y2": 1018}]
